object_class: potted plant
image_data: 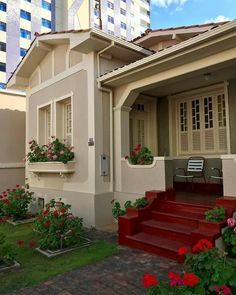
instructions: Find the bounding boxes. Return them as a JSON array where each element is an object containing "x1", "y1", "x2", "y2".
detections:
[
  {"x1": 26, "y1": 137, "x2": 76, "y2": 175},
  {"x1": 205, "y1": 207, "x2": 226, "y2": 222},
  {"x1": 222, "y1": 217, "x2": 236, "y2": 258},
  {"x1": 34, "y1": 199, "x2": 89, "y2": 257},
  {"x1": 125, "y1": 144, "x2": 153, "y2": 165},
  {"x1": 112, "y1": 197, "x2": 149, "y2": 220},
  {"x1": 1, "y1": 184, "x2": 35, "y2": 223}
]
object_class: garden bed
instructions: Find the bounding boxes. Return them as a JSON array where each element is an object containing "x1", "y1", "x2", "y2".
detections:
[
  {"x1": 7, "y1": 217, "x2": 35, "y2": 226},
  {"x1": 36, "y1": 237, "x2": 92, "y2": 258},
  {"x1": 0, "y1": 260, "x2": 20, "y2": 273}
]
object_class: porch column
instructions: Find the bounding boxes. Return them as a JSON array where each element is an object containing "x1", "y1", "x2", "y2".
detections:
[{"x1": 113, "y1": 106, "x2": 131, "y2": 191}]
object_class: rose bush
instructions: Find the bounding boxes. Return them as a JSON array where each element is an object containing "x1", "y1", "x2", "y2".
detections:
[
  {"x1": 0, "y1": 184, "x2": 34, "y2": 221},
  {"x1": 26, "y1": 137, "x2": 74, "y2": 164},
  {"x1": 34, "y1": 199, "x2": 83, "y2": 251},
  {"x1": 0, "y1": 233, "x2": 15, "y2": 267},
  {"x1": 222, "y1": 217, "x2": 236, "y2": 257},
  {"x1": 125, "y1": 144, "x2": 153, "y2": 165}
]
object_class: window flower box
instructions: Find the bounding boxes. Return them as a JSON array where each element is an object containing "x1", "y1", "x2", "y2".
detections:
[{"x1": 28, "y1": 161, "x2": 76, "y2": 177}]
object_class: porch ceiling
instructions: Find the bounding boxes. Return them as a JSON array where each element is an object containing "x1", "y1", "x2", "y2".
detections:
[{"x1": 141, "y1": 61, "x2": 236, "y2": 97}]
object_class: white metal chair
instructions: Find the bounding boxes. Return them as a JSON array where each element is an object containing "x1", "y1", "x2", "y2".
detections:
[{"x1": 174, "y1": 157, "x2": 206, "y2": 190}]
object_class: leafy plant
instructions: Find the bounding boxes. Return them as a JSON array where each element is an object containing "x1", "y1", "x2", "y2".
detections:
[
  {"x1": 125, "y1": 144, "x2": 153, "y2": 165},
  {"x1": 1, "y1": 184, "x2": 35, "y2": 221},
  {"x1": 182, "y1": 239, "x2": 236, "y2": 294},
  {"x1": 112, "y1": 197, "x2": 148, "y2": 219},
  {"x1": 34, "y1": 199, "x2": 83, "y2": 251},
  {"x1": 0, "y1": 233, "x2": 15, "y2": 266},
  {"x1": 205, "y1": 207, "x2": 226, "y2": 222},
  {"x1": 143, "y1": 272, "x2": 205, "y2": 295},
  {"x1": 222, "y1": 217, "x2": 236, "y2": 257},
  {"x1": 26, "y1": 137, "x2": 74, "y2": 164}
]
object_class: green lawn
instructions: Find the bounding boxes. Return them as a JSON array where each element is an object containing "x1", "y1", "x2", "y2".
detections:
[{"x1": 0, "y1": 222, "x2": 118, "y2": 294}]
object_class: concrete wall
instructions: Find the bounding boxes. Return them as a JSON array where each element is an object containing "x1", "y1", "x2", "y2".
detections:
[
  {"x1": 0, "y1": 90, "x2": 25, "y2": 192},
  {"x1": 228, "y1": 79, "x2": 236, "y2": 153}
]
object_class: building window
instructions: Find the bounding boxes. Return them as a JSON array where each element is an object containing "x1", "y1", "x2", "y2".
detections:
[
  {"x1": 38, "y1": 104, "x2": 51, "y2": 145},
  {"x1": 94, "y1": 8, "x2": 99, "y2": 16},
  {"x1": 176, "y1": 91, "x2": 227, "y2": 155},
  {"x1": 25, "y1": 0, "x2": 31, "y2": 2},
  {"x1": 42, "y1": 18, "x2": 51, "y2": 28},
  {"x1": 120, "y1": 8, "x2": 126, "y2": 15},
  {"x1": 108, "y1": 29, "x2": 114, "y2": 35},
  {"x1": 42, "y1": 0, "x2": 51, "y2": 11},
  {"x1": 0, "y1": 2, "x2": 7, "y2": 12},
  {"x1": 121, "y1": 22, "x2": 126, "y2": 29},
  {"x1": 20, "y1": 48, "x2": 27, "y2": 57},
  {"x1": 108, "y1": 15, "x2": 114, "y2": 24},
  {"x1": 20, "y1": 9, "x2": 31, "y2": 21},
  {"x1": 55, "y1": 97, "x2": 73, "y2": 145},
  {"x1": 0, "y1": 62, "x2": 6, "y2": 72},
  {"x1": 0, "y1": 41, "x2": 6, "y2": 52},
  {"x1": 107, "y1": 1, "x2": 114, "y2": 9},
  {"x1": 121, "y1": 0, "x2": 126, "y2": 2},
  {"x1": 0, "y1": 22, "x2": 6, "y2": 32},
  {"x1": 0, "y1": 83, "x2": 6, "y2": 89},
  {"x1": 20, "y1": 28, "x2": 31, "y2": 39}
]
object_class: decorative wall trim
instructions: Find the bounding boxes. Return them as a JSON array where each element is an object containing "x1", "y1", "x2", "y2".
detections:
[{"x1": 0, "y1": 163, "x2": 25, "y2": 169}]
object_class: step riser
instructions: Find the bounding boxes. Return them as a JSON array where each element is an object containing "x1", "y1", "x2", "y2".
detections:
[
  {"x1": 122, "y1": 238, "x2": 183, "y2": 262},
  {"x1": 152, "y1": 212, "x2": 199, "y2": 227},
  {"x1": 142, "y1": 224, "x2": 192, "y2": 244},
  {"x1": 159, "y1": 203, "x2": 210, "y2": 215},
  {"x1": 158, "y1": 210, "x2": 205, "y2": 219}
]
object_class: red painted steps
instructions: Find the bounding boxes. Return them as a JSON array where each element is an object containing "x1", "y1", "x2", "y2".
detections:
[{"x1": 126, "y1": 232, "x2": 191, "y2": 261}]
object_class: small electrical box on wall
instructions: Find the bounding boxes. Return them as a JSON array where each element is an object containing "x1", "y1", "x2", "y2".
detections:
[{"x1": 100, "y1": 154, "x2": 109, "y2": 176}]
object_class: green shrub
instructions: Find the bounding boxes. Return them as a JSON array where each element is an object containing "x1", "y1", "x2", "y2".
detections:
[{"x1": 205, "y1": 207, "x2": 226, "y2": 222}]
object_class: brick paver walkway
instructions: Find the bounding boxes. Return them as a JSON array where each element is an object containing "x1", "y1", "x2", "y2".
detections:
[{"x1": 8, "y1": 229, "x2": 182, "y2": 295}]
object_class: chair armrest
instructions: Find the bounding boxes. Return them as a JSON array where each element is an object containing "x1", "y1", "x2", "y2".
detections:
[
  {"x1": 175, "y1": 167, "x2": 186, "y2": 175},
  {"x1": 211, "y1": 167, "x2": 222, "y2": 177}
]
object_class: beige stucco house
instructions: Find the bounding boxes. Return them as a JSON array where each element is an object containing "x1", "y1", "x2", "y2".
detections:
[
  {"x1": 0, "y1": 89, "x2": 25, "y2": 192},
  {"x1": 8, "y1": 21, "x2": 236, "y2": 227}
]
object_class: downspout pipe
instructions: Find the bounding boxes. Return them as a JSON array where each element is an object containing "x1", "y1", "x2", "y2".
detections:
[
  {"x1": 97, "y1": 81, "x2": 114, "y2": 192},
  {"x1": 97, "y1": 41, "x2": 115, "y2": 192},
  {"x1": 97, "y1": 41, "x2": 115, "y2": 77}
]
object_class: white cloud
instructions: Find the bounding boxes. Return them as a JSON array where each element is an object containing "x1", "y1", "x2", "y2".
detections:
[
  {"x1": 175, "y1": 6, "x2": 183, "y2": 12},
  {"x1": 151, "y1": 0, "x2": 188, "y2": 8},
  {"x1": 205, "y1": 15, "x2": 231, "y2": 23}
]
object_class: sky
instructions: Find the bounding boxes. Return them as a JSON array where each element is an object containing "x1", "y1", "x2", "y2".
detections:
[{"x1": 150, "y1": 0, "x2": 236, "y2": 29}]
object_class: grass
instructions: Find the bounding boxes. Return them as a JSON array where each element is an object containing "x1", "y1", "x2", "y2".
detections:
[{"x1": 0, "y1": 222, "x2": 119, "y2": 294}]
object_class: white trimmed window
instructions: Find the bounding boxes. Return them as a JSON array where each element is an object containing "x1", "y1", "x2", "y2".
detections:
[
  {"x1": 55, "y1": 96, "x2": 73, "y2": 146},
  {"x1": 176, "y1": 92, "x2": 227, "y2": 155},
  {"x1": 38, "y1": 104, "x2": 52, "y2": 145}
]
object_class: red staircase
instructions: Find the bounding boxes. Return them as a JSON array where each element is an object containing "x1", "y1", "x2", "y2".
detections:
[{"x1": 119, "y1": 190, "x2": 236, "y2": 261}]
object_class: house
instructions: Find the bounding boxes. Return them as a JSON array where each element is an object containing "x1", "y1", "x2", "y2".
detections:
[
  {"x1": 0, "y1": 89, "x2": 25, "y2": 192},
  {"x1": 8, "y1": 21, "x2": 236, "y2": 228}
]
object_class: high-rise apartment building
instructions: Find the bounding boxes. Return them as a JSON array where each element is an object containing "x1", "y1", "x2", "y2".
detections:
[{"x1": 0, "y1": 0, "x2": 150, "y2": 88}]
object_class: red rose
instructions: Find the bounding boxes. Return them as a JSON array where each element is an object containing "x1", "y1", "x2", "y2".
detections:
[
  {"x1": 53, "y1": 210, "x2": 58, "y2": 216},
  {"x1": 178, "y1": 247, "x2": 188, "y2": 256},
  {"x1": 28, "y1": 241, "x2": 36, "y2": 248},
  {"x1": 143, "y1": 273, "x2": 158, "y2": 288},
  {"x1": 183, "y1": 273, "x2": 199, "y2": 287},
  {"x1": 135, "y1": 144, "x2": 141, "y2": 151},
  {"x1": 125, "y1": 156, "x2": 129, "y2": 160},
  {"x1": 60, "y1": 207, "x2": 66, "y2": 213},
  {"x1": 16, "y1": 184, "x2": 20, "y2": 188},
  {"x1": 42, "y1": 210, "x2": 48, "y2": 216},
  {"x1": 59, "y1": 221, "x2": 64, "y2": 227},
  {"x1": 215, "y1": 285, "x2": 232, "y2": 295},
  {"x1": 192, "y1": 239, "x2": 213, "y2": 253},
  {"x1": 168, "y1": 272, "x2": 183, "y2": 286},
  {"x1": 44, "y1": 220, "x2": 50, "y2": 228},
  {"x1": 17, "y1": 240, "x2": 24, "y2": 246}
]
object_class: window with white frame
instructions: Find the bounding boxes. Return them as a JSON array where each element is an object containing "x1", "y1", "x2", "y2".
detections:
[
  {"x1": 176, "y1": 91, "x2": 227, "y2": 155},
  {"x1": 55, "y1": 96, "x2": 73, "y2": 146},
  {"x1": 38, "y1": 104, "x2": 51, "y2": 145}
]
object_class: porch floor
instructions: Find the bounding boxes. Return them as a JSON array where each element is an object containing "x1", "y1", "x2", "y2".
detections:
[{"x1": 175, "y1": 191, "x2": 221, "y2": 206}]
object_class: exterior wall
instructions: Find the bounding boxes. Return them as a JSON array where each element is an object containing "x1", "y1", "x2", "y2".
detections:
[
  {"x1": 150, "y1": 40, "x2": 179, "y2": 52},
  {"x1": 54, "y1": 45, "x2": 68, "y2": 75},
  {"x1": 228, "y1": 79, "x2": 236, "y2": 153},
  {"x1": 222, "y1": 155, "x2": 236, "y2": 197},
  {"x1": 100, "y1": 57, "x2": 127, "y2": 76},
  {"x1": 26, "y1": 48, "x2": 114, "y2": 227},
  {"x1": 0, "y1": 90, "x2": 26, "y2": 192},
  {"x1": 157, "y1": 96, "x2": 169, "y2": 156}
]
